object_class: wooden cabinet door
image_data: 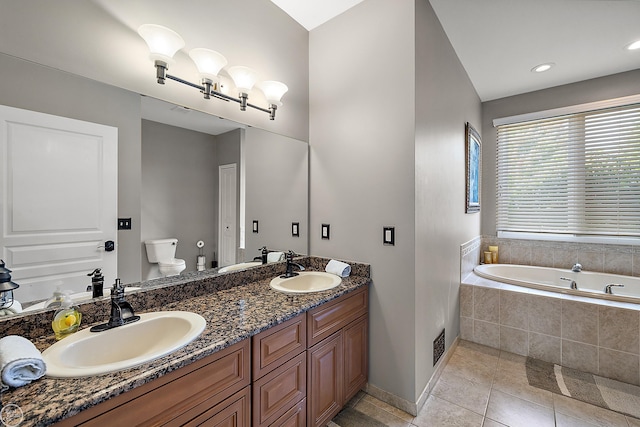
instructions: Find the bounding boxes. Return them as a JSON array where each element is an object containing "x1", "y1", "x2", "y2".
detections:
[
  {"x1": 307, "y1": 331, "x2": 343, "y2": 427},
  {"x1": 343, "y1": 314, "x2": 368, "y2": 403}
]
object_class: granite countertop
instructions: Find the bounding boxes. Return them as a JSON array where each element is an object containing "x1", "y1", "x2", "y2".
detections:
[{"x1": 2, "y1": 257, "x2": 370, "y2": 426}]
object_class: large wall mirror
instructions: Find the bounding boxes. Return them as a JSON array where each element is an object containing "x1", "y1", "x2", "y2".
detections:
[{"x1": 0, "y1": 89, "x2": 308, "y2": 312}]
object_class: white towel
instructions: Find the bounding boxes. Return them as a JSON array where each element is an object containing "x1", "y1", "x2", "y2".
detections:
[
  {"x1": 0, "y1": 300, "x2": 22, "y2": 316},
  {"x1": 0, "y1": 335, "x2": 46, "y2": 387},
  {"x1": 267, "y1": 251, "x2": 285, "y2": 263},
  {"x1": 325, "y1": 259, "x2": 351, "y2": 278}
]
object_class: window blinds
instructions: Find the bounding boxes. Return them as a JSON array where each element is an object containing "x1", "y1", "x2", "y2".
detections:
[{"x1": 496, "y1": 103, "x2": 640, "y2": 238}]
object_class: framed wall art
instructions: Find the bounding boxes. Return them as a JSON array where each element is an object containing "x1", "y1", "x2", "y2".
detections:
[{"x1": 465, "y1": 122, "x2": 481, "y2": 213}]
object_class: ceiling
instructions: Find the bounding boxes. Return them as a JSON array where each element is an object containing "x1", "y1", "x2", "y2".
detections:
[{"x1": 272, "y1": 0, "x2": 640, "y2": 101}]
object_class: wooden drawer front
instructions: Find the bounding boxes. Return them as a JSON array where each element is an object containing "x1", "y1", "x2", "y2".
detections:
[
  {"x1": 253, "y1": 352, "x2": 306, "y2": 427},
  {"x1": 253, "y1": 314, "x2": 306, "y2": 379},
  {"x1": 76, "y1": 340, "x2": 250, "y2": 427},
  {"x1": 184, "y1": 386, "x2": 251, "y2": 427},
  {"x1": 343, "y1": 314, "x2": 368, "y2": 402},
  {"x1": 307, "y1": 287, "x2": 368, "y2": 346},
  {"x1": 270, "y1": 398, "x2": 306, "y2": 427}
]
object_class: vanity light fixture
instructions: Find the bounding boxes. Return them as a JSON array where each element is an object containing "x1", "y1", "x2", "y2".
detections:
[
  {"x1": 138, "y1": 24, "x2": 288, "y2": 120},
  {"x1": 531, "y1": 62, "x2": 555, "y2": 73},
  {"x1": 626, "y1": 40, "x2": 640, "y2": 51}
]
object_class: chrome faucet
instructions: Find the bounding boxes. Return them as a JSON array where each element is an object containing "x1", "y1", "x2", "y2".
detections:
[
  {"x1": 572, "y1": 263, "x2": 583, "y2": 272},
  {"x1": 281, "y1": 250, "x2": 305, "y2": 278},
  {"x1": 90, "y1": 279, "x2": 140, "y2": 332},
  {"x1": 604, "y1": 283, "x2": 624, "y2": 294},
  {"x1": 560, "y1": 277, "x2": 578, "y2": 290}
]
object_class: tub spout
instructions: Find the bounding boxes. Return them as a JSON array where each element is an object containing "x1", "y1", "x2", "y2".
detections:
[
  {"x1": 604, "y1": 283, "x2": 624, "y2": 294},
  {"x1": 572, "y1": 263, "x2": 583, "y2": 272},
  {"x1": 560, "y1": 277, "x2": 577, "y2": 290}
]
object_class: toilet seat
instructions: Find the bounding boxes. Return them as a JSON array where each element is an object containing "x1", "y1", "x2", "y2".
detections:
[{"x1": 158, "y1": 258, "x2": 186, "y2": 277}]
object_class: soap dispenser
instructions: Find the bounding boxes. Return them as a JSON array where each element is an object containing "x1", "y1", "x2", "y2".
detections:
[
  {"x1": 51, "y1": 291, "x2": 82, "y2": 340},
  {"x1": 87, "y1": 268, "x2": 104, "y2": 298}
]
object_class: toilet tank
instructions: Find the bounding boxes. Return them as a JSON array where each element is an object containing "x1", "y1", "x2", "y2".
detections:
[{"x1": 144, "y1": 238, "x2": 178, "y2": 263}]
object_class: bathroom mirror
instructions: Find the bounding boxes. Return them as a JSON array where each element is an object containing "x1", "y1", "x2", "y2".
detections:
[{"x1": 0, "y1": 94, "x2": 308, "y2": 311}]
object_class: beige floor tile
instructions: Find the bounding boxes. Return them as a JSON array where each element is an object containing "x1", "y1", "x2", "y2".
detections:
[
  {"x1": 412, "y1": 395, "x2": 484, "y2": 427},
  {"x1": 627, "y1": 416, "x2": 640, "y2": 426},
  {"x1": 556, "y1": 412, "x2": 600, "y2": 427},
  {"x1": 359, "y1": 394, "x2": 414, "y2": 422},
  {"x1": 553, "y1": 394, "x2": 629, "y2": 427},
  {"x1": 492, "y1": 367, "x2": 554, "y2": 408},
  {"x1": 352, "y1": 399, "x2": 411, "y2": 427},
  {"x1": 482, "y1": 419, "x2": 508, "y2": 427},
  {"x1": 345, "y1": 390, "x2": 366, "y2": 408},
  {"x1": 443, "y1": 344, "x2": 498, "y2": 385},
  {"x1": 431, "y1": 369, "x2": 491, "y2": 415},
  {"x1": 485, "y1": 389, "x2": 555, "y2": 427}
]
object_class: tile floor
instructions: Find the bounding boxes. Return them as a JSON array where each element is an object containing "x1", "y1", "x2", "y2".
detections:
[{"x1": 330, "y1": 340, "x2": 640, "y2": 427}]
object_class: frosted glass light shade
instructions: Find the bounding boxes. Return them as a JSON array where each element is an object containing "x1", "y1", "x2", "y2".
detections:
[
  {"x1": 257, "y1": 81, "x2": 288, "y2": 106},
  {"x1": 227, "y1": 66, "x2": 259, "y2": 93},
  {"x1": 188, "y1": 48, "x2": 228, "y2": 81},
  {"x1": 138, "y1": 24, "x2": 185, "y2": 64}
]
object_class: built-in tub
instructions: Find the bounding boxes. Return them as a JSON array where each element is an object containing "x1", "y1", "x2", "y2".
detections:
[{"x1": 475, "y1": 263, "x2": 640, "y2": 304}]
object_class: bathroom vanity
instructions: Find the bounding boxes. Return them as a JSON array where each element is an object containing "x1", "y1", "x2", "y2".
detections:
[{"x1": 1, "y1": 257, "x2": 370, "y2": 427}]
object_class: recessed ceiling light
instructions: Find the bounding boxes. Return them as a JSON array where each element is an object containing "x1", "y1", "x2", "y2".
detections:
[
  {"x1": 531, "y1": 63, "x2": 555, "y2": 73},
  {"x1": 626, "y1": 40, "x2": 640, "y2": 51}
]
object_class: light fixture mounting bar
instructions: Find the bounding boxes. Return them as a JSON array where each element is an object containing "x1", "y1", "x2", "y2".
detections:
[{"x1": 154, "y1": 61, "x2": 277, "y2": 119}]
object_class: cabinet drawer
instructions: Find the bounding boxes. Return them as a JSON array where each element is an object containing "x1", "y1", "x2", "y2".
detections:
[
  {"x1": 68, "y1": 339, "x2": 250, "y2": 427},
  {"x1": 253, "y1": 352, "x2": 306, "y2": 427},
  {"x1": 307, "y1": 287, "x2": 368, "y2": 346},
  {"x1": 270, "y1": 398, "x2": 306, "y2": 427},
  {"x1": 183, "y1": 386, "x2": 251, "y2": 427},
  {"x1": 253, "y1": 314, "x2": 306, "y2": 379}
]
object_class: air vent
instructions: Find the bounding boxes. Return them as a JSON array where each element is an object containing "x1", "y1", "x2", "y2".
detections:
[{"x1": 433, "y1": 329, "x2": 445, "y2": 366}]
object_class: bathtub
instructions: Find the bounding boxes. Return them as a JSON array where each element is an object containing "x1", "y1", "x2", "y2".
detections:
[{"x1": 474, "y1": 264, "x2": 640, "y2": 304}]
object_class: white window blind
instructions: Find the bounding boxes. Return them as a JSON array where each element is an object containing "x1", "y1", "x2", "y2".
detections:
[{"x1": 496, "y1": 103, "x2": 640, "y2": 238}]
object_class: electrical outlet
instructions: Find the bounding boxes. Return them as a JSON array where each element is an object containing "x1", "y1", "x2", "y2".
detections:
[{"x1": 118, "y1": 218, "x2": 132, "y2": 230}]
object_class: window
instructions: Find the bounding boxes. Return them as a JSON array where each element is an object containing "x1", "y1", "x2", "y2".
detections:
[{"x1": 495, "y1": 102, "x2": 640, "y2": 241}]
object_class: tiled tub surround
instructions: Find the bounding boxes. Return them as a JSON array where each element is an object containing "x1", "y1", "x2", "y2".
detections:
[
  {"x1": 480, "y1": 236, "x2": 640, "y2": 277},
  {"x1": 461, "y1": 273, "x2": 640, "y2": 387},
  {"x1": 0, "y1": 257, "x2": 370, "y2": 426}
]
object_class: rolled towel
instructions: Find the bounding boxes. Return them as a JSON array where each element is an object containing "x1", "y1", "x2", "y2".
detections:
[
  {"x1": 325, "y1": 259, "x2": 351, "y2": 278},
  {"x1": 0, "y1": 300, "x2": 22, "y2": 316},
  {"x1": 0, "y1": 335, "x2": 46, "y2": 387},
  {"x1": 267, "y1": 251, "x2": 285, "y2": 263}
]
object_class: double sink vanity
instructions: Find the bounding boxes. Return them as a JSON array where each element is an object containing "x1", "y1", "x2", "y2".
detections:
[{"x1": 1, "y1": 256, "x2": 370, "y2": 427}]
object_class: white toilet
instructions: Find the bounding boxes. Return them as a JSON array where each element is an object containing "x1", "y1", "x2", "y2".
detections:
[{"x1": 144, "y1": 238, "x2": 186, "y2": 279}]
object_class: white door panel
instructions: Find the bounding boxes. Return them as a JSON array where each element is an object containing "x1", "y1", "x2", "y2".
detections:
[
  {"x1": 218, "y1": 164, "x2": 237, "y2": 267},
  {"x1": 0, "y1": 105, "x2": 117, "y2": 302}
]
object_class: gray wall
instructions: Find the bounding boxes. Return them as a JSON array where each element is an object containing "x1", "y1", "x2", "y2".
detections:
[
  {"x1": 141, "y1": 120, "x2": 220, "y2": 278},
  {"x1": 481, "y1": 69, "x2": 640, "y2": 236},
  {"x1": 414, "y1": 0, "x2": 482, "y2": 399},
  {"x1": 244, "y1": 128, "x2": 308, "y2": 258},
  {"x1": 0, "y1": 53, "x2": 142, "y2": 285},
  {"x1": 309, "y1": 0, "x2": 481, "y2": 405}
]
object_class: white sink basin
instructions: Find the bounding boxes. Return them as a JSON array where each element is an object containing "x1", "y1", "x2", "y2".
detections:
[
  {"x1": 218, "y1": 261, "x2": 262, "y2": 273},
  {"x1": 42, "y1": 311, "x2": 206, "y2": 378},
  {"x1": 270, "y1": 271, "x2": 342, "y2": 294},
  {"x1": 24, "y1": 287, "x2": 142, "y2": 312}
]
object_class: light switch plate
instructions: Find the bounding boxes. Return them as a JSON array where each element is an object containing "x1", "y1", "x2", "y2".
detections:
[
  {"x1": 322, "y1": 224, "x2": 330, "y2": 240},
  {"x1": 292, "y1": 222, "x2": 299, "y2": 237},
  {"x1": 383, "y1": 226, "x2": 395, "y2": 245},
  {"x1": 252, "y1": 220, "x2": 259, "y2": 233}
]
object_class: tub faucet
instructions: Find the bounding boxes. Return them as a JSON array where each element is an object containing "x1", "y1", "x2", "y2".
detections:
[
  {"x1": 572, "y1": 263, "x2": 583, "y2": 272},
  {"x1": 281, "y1": 250, "x2": 305, "y2": 278},
  {"x1": 560, "y1": 277, "x2": 578, "y2": 290},
  {"x1": 90, "y1": 279, "x2": 140, "y2": 332},
  {"x1": 604, "y1": 283, "x2": 624, "y2": 294}
]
